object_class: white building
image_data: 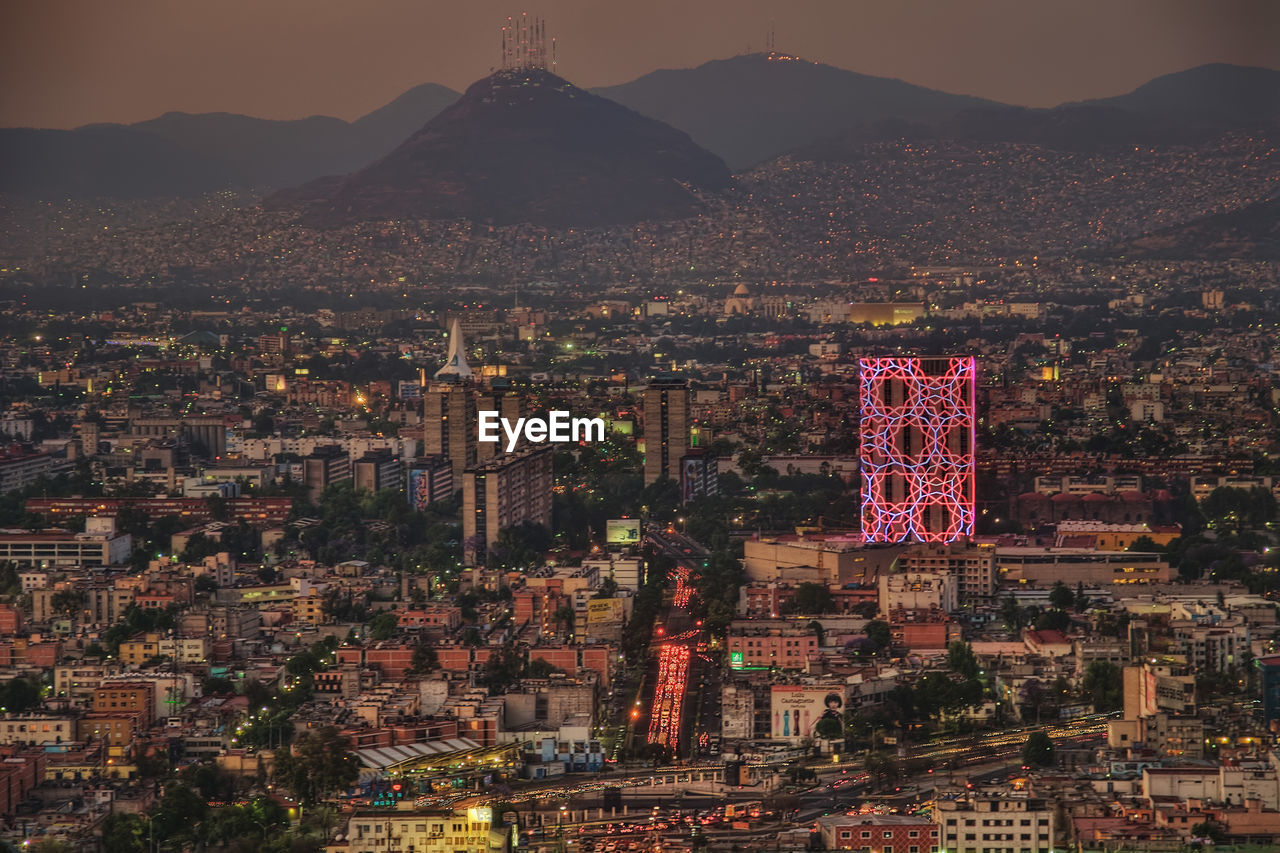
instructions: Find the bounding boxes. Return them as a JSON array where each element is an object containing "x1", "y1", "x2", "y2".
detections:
[
  {"x1": 936, "y1": 788, "x2": 1055, "y2": 853},
  {"x1": 879, "y1": 571, "x2": 958, "y2": 614}
]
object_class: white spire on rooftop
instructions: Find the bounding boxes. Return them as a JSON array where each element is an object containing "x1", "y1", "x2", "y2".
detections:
[{"x1": 434, "y1": 317, "x2": 473, "y2": 380}]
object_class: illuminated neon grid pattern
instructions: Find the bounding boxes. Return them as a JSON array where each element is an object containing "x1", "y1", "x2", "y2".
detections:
[{"x1": 859, "y1": 356, "x2": 976, "y2": 543}]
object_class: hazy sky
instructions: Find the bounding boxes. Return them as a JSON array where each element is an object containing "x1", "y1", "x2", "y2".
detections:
[{"x1": 3, "y1": 0, "x2": 1278, "y2": 129}]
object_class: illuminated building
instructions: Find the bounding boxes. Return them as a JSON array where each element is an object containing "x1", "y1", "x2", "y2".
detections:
[
  {"x1": 425, "y1": 318, "x2": 479, "y2": 483},
  {"x1": 679, "y1": 449, "x2": 718, "y2": 503},
  {"x1": 816, "y1": 814, "x2": 940, "y2": 852},
  {"x1": 936, "y1": 787, "x2": 1054, "y2": 853},
  {"x1": 408, "y1": 455, "x2": 454, "y2": 509},
  {"x1": 859, "y1": 356, "x2": 975, "y2": 544},
  {"x1": 423, "y1": 383, "x2": 477, "y2": 485},
  {"x1": 1257, "y1": 655, "x2": 1280, "y2": 725},
  {"x1": 344, "y1": 807, "x2": 506, "y2": 853},
  {"x1": 643, "y1": 375, "x2": 689, "y2": 485},
  {"x1": 462, "y1": 447, "x2": 553, "y2": 565}
]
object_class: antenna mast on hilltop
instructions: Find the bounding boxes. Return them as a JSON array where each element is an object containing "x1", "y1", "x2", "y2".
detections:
[{"x1": 500, "y1": 12, "x2": 550, "y2": 71}]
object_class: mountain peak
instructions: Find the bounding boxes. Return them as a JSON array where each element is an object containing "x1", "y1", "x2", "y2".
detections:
[
  {"x1": 276, "y1": 67, "x2": 730, "y2": 226},
  {"x1": 1082, "y1": 63, "x2": 1280, "y2": 128},
  {"x1": 593, "y1": 57, "x2": 1001, "y2": 169}
]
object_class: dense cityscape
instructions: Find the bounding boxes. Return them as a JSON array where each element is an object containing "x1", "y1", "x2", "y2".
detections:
[{"x1": 3, "y1": 7, "x2": 1280, "y2": 853}]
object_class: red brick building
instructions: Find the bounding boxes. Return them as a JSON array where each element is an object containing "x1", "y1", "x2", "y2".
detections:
[
  {"x1": 0, "y1": 605, "x2": 23, "y2": 636},
  {"x1": 0, "y1": 746, "x2": 46, "y2": 816},
  {"x1": 817, "y1": 814, "x2": 940, "y2": 852}
]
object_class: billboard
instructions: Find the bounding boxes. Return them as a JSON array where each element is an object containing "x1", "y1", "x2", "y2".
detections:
[
  {"x1": 606, "y1": 518, "x2": 641, "y2": 545},
  {"x1": 770, "y1": 686, "x2": 844, "y2": 741},
  {"x1": 586, "y1": 598, "x2": 624, "y2": 625},
  {"x1": 408, "y1": 467, "x2": 434, "y2": 511}
]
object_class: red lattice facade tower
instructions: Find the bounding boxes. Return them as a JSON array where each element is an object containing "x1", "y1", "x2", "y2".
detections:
[{"x1": 859, "y1": 356, "x2": 976, "y2": 543}]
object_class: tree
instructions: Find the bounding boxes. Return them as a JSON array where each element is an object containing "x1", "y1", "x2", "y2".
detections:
[
  {"x1": 1019, "y1": 679, "x2": 1055, "y2": 725},
  {"x1": 202, "y1": 676, "x2": 235, "y2": 695},
  {"x1": 1191, "y1": 820, "x2": 1228, "y2": 845},
  {"x1": 1022, "y1": 730, "x2": 1055, "y2": 767},
  {"x1": 366, "y1": 610, "x2": 399, "y2": 641},
  {"x1": 204, "y1": 796, "x2": 289, "y2": 848},
  {"x1": 552, "y1": 604, "x2": 576, "y2": 634},
  {"x1": 489, "y1": 521, "x2": 553, "y2": 569},
  {"x1": 1034, "y1": 608, "x2": 1071, "y2": 632},
  {"x1": 205, "y1": 494, "x2": 231, "y2": 522},
  {"x1": 814, "y1": 715, "x2": 843, "y2": 741},
  {"x1": 1081, "y1": 660, "x2": 1124, "y2": 712},
  {"x1": 1129, "y1": 535, "x2": 1159, "y2": 553},
  {"x1": 50, "y1": 588, "x2": 84, "y2": 619},
  {"x1": 946, "y1": 641, "x2": 980, "y2": 679},
  {"x1": 100, "y1": 813, "x2": 148, "y2": 853},
  {"x1": 480, "y1": 645, "x2": 525, "y2": 694},
  {"x1": 151, "y1": 781, "x2": 209, "y2": 847},
  {"x1": 1048, "y1": 581, "x2": 1074, "y2": 612},
  {"x1": 285, "y1": 649, "x2": 324, "y2": 679},
  {"x1": 0, "y1": 676, "x2": 43, "y2": 714},
  {"x1": 864, "y1": 751, "x2": 899, "y2": 789},
  {"x1": 1074, "y1": 581, "x2": 1089, "y2": 613},
  {"x1": 1000, "y1": 596, "x2": 1027, "y2": 631},
  {"x1": 864, "y1": 620, "x2": 892, "y2": 653},
  {"x1": 410, "y1": 644, "x2": 439, "y2": 674},
  {"x1": 787, "y1": 582, "x2": 834, "y2": 614},
  {"x1": 273, "y1": 726, "x2": 359, "y2": 805},
  {"x1": 180, "y1": 760, "x2": 239, "y2": 803}
]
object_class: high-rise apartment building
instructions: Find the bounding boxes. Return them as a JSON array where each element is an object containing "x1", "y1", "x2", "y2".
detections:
[
  {"x1": 643, "y1": 375, "x2": 689, "y2": 485},
  {"x1": 352, "y1": 449, "x2": 402, "y2": 493},
  {"x1": 679, "y1": 449, "x2": 718, "y2": 504},
  {"x1": 423, "y1": 384, "x2": 477, "y2": 485},
  {"x1": 859, "y1": 356, "x2": 976, "y2": 544},
  {"x1": 424, "y1": 318, "x2": 480, "y2": 483},
  {"x1": 408, "y1": 455, "x2": 455, "y2": 508},
  {"x1": 462, "y1": 447, "x2": 553, "y2": 565},
  {"x1": 302, "y1": 445, "x2": 351, "y2": 502}
]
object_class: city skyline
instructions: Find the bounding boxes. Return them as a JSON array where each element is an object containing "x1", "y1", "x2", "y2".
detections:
[
  {"x1": 2, "y1": 4, "x2": 1280, "y2": 851},
  {"x1": 2, "y1": 0, "x2": 1278, "y2": 129}
]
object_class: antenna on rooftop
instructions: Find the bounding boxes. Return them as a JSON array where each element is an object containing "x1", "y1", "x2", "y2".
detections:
[{"x1": 499, "y1": 13, "x2": 551, "y2": 71}]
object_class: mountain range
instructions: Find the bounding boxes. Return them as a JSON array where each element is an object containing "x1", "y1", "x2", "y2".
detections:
[
  {"x1": 0, "y1": 83, "x2": 460, "y2": 197},
  {"x1": 1, "y1": 59, "x2": 1277, "y2": 200},
  {"x1": 591, "y1": 53, "x2": 1004, "y2": 169}
]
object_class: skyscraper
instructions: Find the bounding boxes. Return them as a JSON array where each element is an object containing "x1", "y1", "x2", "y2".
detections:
[
  {"x1": 423, "y1": 319, "x2": 477, "y2": 483},
  {"x1": 422, "y1": 383, "x2": 476, "y2": 485},
  {"x1": 643, "y1": 375, "x2": 689, "y2": 486},
  {"x1": 859, "y1": 356, "x2": 976, "y2": 543},
  {"x1": 462, "y1": 446, "x2": 553, "y2": 565}
]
